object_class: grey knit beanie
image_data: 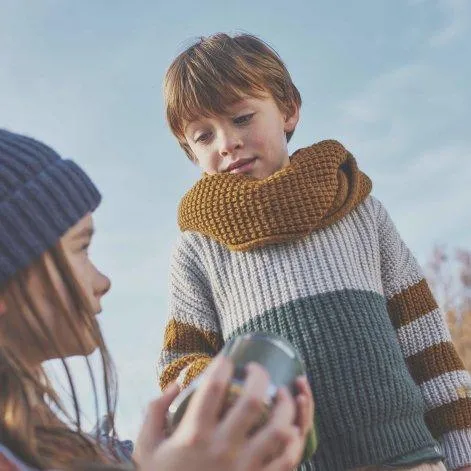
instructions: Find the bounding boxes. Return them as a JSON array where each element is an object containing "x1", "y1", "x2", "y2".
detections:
[{"x1": 0, "y1": 128, "x2": 101, "y2": 286}]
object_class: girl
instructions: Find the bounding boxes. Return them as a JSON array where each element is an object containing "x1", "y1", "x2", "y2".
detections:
[{"x1": 0, "y1": 128, "x2": 313, "y2": 470}]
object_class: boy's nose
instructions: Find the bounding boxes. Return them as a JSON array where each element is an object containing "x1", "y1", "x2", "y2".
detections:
[{"x1": 219, "y1": 131, "x2": 243, "y2": 157}]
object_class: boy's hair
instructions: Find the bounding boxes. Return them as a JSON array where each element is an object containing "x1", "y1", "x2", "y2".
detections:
[{"x1": 164, "y1": 33, "x2": 302, "y2": 160}]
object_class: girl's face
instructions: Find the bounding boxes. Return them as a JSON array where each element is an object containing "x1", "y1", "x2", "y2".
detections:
[
  {"x1": 0, "y1": 214, "x2": 111, "y2": 365},
  {"x1": 60, "y1": 213, "x2": 111, "y2": 321}
]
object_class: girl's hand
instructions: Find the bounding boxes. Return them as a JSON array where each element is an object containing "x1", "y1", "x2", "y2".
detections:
[
  {"x1": 134, "y1": 356, "x2": 310, "y2": 471},
  {"x1": 291, "y1": 375, "x2": 316, "y2": 462}
]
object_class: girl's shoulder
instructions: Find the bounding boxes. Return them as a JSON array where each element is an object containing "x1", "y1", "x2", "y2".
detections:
[{"x1": 0, "y1": 443, "x2": 37, "y2": 471}]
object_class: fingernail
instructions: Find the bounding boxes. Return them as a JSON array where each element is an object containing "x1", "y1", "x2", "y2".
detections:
[
  {"x1": 166, "y1": 382, "x2": 179, "y2": 394},
  {"x1": 206, "y1": 355, "x2": 232, "y2": 379},
  {"x1": 278, "y1": 386, "x2": 290, "y2": 396},
  {"x1": 209, "y1": 354, "x2": 225, "y2": 369},
  {"x1": 245, "y1": 362, "x2": 268, "y2": 376}
]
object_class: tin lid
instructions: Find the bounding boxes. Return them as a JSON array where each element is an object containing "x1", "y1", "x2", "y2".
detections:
[{"x1": 222, "y1": 332, "x2": 305, "y2": 391}]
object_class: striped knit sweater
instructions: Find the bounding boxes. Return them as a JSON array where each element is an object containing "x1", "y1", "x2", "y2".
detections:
[{"x1": 158, "y1": 141, "x2": 471, "y2": 470}]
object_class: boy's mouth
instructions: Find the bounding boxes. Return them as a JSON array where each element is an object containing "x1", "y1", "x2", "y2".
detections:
[{"x1": 225, "y1": 157, "x2": 257, "y2": 174}]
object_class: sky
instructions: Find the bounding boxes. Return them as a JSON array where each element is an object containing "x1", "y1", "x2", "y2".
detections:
[{"x1": 0, "y1": 0, "x2": 470, "y2": 440}]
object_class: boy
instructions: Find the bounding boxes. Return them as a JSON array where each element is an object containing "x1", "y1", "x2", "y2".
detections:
[{"x1": 157, "y1": 33, "x2": 471, "y2": 470}]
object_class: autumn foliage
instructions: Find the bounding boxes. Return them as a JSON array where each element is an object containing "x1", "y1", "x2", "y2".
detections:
[{"x1": 426, "y1": 247, "x2": 471, "y2": 371}]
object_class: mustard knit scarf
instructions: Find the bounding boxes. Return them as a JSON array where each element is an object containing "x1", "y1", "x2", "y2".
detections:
[{"x1": 178, "y1": 140, "x2": 372, "y2": 251}]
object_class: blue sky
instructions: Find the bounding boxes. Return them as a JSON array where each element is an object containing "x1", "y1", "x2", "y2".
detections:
[{"x1": 1, "y1": 0, "x2": 470, "y2": 439}]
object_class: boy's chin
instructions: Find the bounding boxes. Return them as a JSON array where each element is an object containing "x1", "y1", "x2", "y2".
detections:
[{"x1": 253, "y1": 163, "x2": 290, "y2": 180}]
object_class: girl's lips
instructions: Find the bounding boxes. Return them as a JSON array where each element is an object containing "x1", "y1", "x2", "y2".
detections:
[{"x1": 228, "y1": 157, "x2": 257, "y2": 174}]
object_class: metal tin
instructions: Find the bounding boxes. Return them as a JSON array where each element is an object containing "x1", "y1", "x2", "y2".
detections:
[
  {"x1": 166, "y1": 332, "x2": 317, "y2": 460},
  {"x1": 167, "y1": 332, "x2": 304, "y2": 430},
  {"x1": 221, "y1": 331, "x2": 305, "y2": 394}
]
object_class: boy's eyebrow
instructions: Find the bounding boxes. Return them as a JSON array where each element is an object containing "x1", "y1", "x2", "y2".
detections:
[
  {"x1": 226, "y1": 98, "x2": 251, "y2": 112},
  {"x1": 184, "y1": 121, "x2": 200, "y2": 134}
]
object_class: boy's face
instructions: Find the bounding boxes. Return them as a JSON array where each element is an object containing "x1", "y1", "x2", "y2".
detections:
[{"x1": 183, "y1": 94, "x2": 299, "y2": 179}]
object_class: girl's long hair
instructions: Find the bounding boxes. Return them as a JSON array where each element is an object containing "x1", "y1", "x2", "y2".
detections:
[{"x1": 0, "y1": 242, "x2": 122, "y2": 469}]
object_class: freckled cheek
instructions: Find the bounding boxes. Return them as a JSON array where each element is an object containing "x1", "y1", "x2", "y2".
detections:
[
  {"x1": 246, "y1": 132, "x2": 267, "y2": 151},
  {"x1": 211, "y1": 154, "x2": 221, "y2": 171},
  {"x1": 194, "y1": 150, "x2": 213, "y2": 168},
  {"x1": 201, "y1": 153, "x2": 220, "y2": 173}
]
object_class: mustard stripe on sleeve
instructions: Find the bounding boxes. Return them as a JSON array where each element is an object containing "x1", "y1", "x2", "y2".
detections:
[
  {"x1": 163, "y1": 318, "x2": 223, "y2": 354},
  {"x1": 406, "y1": 341, "x2": 465, "y2": 384},
  {"x1": 388, "y1": 279, "x2": 438, "y2": 329},
  {"x1": 159, "y1": 353, "x2": 212, "y2": 390},
  {"x1": 425, "y1": 398, "x2": 471, "y2": 438}
]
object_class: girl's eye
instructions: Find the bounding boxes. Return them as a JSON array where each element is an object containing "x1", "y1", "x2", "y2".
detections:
[
  {"x1": 195, "y1": 132, "x2": 211, "y2": 144},
  {"x1": 233, "y1": 113, "x2": 254, "y2": 125},
  {"x1": 81, "y1": 243, "x2": 90, "y2": 253}
]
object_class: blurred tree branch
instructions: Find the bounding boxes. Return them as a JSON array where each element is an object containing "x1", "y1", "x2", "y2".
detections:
[{"x1": 426, "y1": 246, "x2": 471, "y2": 371}]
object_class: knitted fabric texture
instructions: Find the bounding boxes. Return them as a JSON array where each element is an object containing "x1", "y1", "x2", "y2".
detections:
[
  {"x1": 159, "y1": 141, "x2": 471, "y2": 470},
  {"x1": 0, "y1": 129, "x2": 101, "y2": 286},
  {"x1": 178, "y1": 139, "x2": 372, "y2": 251}
]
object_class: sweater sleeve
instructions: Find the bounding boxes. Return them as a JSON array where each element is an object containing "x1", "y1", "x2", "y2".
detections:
[
  {"x1": 375, "y1": 197, "x2": 471, "y2": 470},
  {"x1": 157, "y1": 234, "x2": 223, "y2": 391}
]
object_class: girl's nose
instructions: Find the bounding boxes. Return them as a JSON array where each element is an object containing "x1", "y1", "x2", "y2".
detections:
[{"x1": 96, "y1": 271, "x2": 111, "y2": 298}]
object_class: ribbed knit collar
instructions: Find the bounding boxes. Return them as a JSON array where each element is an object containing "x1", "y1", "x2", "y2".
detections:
[{"x1": 178, "y1": 139, "x2": 372, "y2": 251}]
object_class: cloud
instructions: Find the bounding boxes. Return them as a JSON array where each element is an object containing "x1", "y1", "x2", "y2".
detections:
[
  {"x1": 336, "y1": 52, "x2": 470, "y2": 262},
  {"x1": 408, "y1": 0, "x2": 470, "y2": 47},
  {"x1": 429, "y1": 0, "x2": 470, "y2": 46},
  {"x1": 339, "y1": 62, "x2": 424, "y2": 125},
  {"x1": 337, "y1": 63, "x2": 428, "y2": 164}
]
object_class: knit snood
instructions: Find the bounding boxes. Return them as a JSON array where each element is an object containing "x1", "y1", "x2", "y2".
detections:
[{"x1": 178, "y1": 140, "x2": 372, "y2": 250}]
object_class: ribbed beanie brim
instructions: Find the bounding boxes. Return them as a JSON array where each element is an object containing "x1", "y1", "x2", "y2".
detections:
[{"x1": 0, "y1": 129, "x2": 101, "y2": 286}]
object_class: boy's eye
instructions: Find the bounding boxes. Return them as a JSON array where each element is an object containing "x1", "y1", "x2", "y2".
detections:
[
  {"x1": 233, "y1": 113, "x2": 254, "y2": 125},
  {"x1": 195, "y1": 132, "x2": 211, "y2": 144}
]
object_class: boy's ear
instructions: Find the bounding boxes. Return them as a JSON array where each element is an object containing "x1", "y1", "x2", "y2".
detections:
[{"x1": 284, "y1": 104, "x2": 300, "y2": 133}]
